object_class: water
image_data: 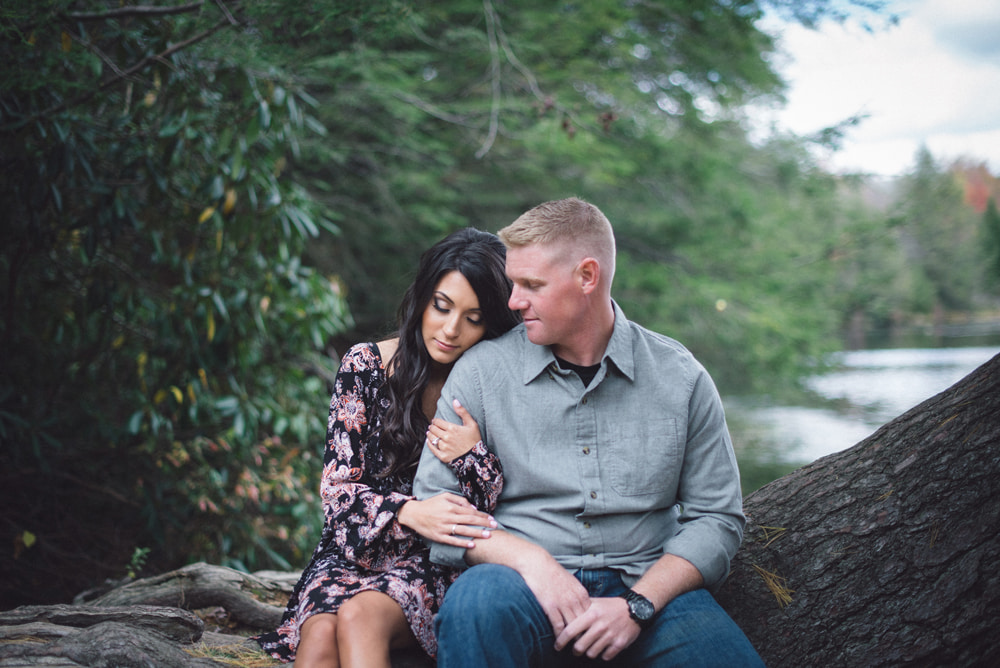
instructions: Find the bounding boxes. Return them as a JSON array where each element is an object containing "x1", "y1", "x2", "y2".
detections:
[{"x1": 726, "y1": 346, "x2": 1000, "y2": 493}]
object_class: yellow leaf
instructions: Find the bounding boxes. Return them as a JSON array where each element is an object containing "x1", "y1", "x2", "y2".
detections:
[
  {"x1": 154, "y1": 389, "x2": 168, "y2": 404},
  {"x1": 207, "y1": 311, "x2": 216, "y2": 342},
  {"x1": 136, "y1": 352, "x2": 148, "y2": 377},
  {"x1": 144, "y1": 91, "x2": 157, "y2": 107},
  {"x1": 198, "y1": 368, "x2": 208, "y2": 387},
  {"x1": 112, "y1": 335, "x2": 125, "y2": 349},
  {"x1": 216, "y1": 229, "x2": 223, "y2": 252},
  {"x1": 61, "y1": 31, "x2": 72, "y2": 52},
  {"x1": 187, "y1": 383, "x2": 197, "y2": 403},
  {"x1": 222, "y1": 188, "x2": 237, "y2": 214},
  {"x1": 22, "y1": 531, "x2": 36, "y2": 549},
  {"x1": 170, "y1": 386, "x2": 183, "y2": 404},
  {"x1": 198, "y1": 206, "x2": 216, "y2": 224},
  {"x1": 28, "y1": 32, "x2": 37, "y2": 46}
]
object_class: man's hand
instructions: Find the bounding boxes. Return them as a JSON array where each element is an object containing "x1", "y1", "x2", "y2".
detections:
[
  {"x1": 555, "y1": 596, "x2": 640, "y2": 661},
  {"x1": 518, "y1": 554, "x2": 591, "y2": 639},
  {"x1": 466, "y1": 532, "x2": 590, "y2": 638}
]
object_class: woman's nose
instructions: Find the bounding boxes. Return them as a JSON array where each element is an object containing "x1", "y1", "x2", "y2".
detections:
[{"x1": 443, "y1": 313, "x2": 461, "y2": 337}]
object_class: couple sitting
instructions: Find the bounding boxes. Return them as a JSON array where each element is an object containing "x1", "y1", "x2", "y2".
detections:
[{"x1": 255, "y1": 198, "x2": 763, "y2": 667}]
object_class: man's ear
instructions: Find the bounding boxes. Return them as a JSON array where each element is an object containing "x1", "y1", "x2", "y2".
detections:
[{"x1": 577, "y1": 257, "x2": 600, "y2": 295}]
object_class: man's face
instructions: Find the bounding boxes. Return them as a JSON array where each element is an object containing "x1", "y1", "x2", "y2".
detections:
[{"x1": 505, "y1": 243, "x2": 584, "y2": 348}]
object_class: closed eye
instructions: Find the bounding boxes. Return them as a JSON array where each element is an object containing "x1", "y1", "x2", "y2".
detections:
[{"x1": 434, "y1": 297, "x2": 484, "y2": 326}]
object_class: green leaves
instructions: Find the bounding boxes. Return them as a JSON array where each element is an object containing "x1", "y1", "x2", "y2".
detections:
[{"x1": 0, "y1": 0, "x2": 350, "y2": 602}]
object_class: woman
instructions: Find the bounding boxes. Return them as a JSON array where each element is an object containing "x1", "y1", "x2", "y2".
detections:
[{"x1": 255, "y1": 228, "x2": 520, "y2": 666}]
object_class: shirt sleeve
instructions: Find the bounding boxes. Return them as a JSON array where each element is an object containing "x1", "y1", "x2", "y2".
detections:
[
  {"x1": 413, "y1": 361, "x2": 483, "y2": 567},
  {"x1": 661, "y1": 367, "x2": 746, "y2": 589},
  {"x1": 319, "y1": 344, "x2": 414, "y2": 570}
]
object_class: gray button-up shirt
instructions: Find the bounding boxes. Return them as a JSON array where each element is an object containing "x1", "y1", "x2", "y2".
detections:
[{"x1": 413, "y1": 302, "x2": 745, "y2": 589}]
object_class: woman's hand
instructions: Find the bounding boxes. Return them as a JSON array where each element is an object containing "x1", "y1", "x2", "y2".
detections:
[
  {"x1": 426, "y1": 399, "x2": 482, "y2": 464},
  {"x1": 397, "y1": 492, "x2": 497, "y2": 548}
]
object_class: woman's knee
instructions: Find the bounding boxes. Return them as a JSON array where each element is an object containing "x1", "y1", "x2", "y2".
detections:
[
  {"x1": 336, "y1": 595, "x2": 379, "y2": 635},
  {"x1": 297, "y1": 613, "x2": 339, "y2": 664},
  {"x1": 336, "y1": 591, "x2": 409, "y2": 643}
]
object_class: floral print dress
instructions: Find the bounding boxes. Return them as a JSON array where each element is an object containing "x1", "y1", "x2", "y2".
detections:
[{"x1": 254, "y1": 342, "x2": 503, "y2": 661}]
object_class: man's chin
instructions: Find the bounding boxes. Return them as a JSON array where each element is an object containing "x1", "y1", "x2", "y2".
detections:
[{"x1": 524, "y1": 329, "x2": 549, "y2": 346}]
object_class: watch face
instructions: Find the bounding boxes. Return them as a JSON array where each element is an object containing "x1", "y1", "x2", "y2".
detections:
[{"x1": 631, "y1": 595, "x2": 655, "y2": 620}]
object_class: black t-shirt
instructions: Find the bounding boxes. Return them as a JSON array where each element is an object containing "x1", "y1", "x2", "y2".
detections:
[{"x1": 555, "y1": 355, "x2": 601, "y2": 387}]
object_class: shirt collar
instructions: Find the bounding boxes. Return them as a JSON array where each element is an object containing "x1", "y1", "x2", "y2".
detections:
[{"x1": 522, "y1": 300, "x2": 636, "y2": 384}]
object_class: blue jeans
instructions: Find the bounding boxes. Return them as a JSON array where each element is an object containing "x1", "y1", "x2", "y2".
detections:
[{"x1": 436, "y1": 564, "x2": 765, "y2": 667}]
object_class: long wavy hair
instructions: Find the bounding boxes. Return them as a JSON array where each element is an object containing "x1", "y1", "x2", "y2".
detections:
[{"x1": 376, "y1": 228, "x2": 520, "y2": 479}]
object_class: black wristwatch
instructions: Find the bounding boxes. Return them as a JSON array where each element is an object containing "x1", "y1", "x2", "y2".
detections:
[{"x1": 619, "y1": 588, "x2": 656, "y2": 629}]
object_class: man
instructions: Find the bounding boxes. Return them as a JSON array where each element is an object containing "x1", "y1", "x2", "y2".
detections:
[{"x1": 414, "y1": 198, "x2": 763, "y2": 666}]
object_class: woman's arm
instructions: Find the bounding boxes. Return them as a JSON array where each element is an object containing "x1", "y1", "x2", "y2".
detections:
[
  {"x1": 318, "y1": 344, "x2": 414, "y2": 568},
  {"x1": 426, "y1": 399, "x2": 504, "y2": 513}
]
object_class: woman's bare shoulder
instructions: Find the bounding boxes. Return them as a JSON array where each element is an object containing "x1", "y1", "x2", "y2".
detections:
[{"x1": 375, "y1": 338, "x2": 399, "y2": 366}]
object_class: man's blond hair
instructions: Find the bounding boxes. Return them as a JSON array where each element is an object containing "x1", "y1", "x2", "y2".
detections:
[{"x1": 499, "y1": 198, "x2": 616, "y2": 280}]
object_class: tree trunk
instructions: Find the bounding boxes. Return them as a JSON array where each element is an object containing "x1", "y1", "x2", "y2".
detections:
[{"x1": 715, "y1": 352, "x2": 1000, "y2": 666}]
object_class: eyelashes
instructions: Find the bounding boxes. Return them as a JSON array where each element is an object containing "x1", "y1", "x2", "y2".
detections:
[{"x1": 433, "y1": 298, "x2": 484, "y2": 326}]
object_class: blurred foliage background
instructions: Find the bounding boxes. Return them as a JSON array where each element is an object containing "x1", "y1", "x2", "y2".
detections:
[{"x1": 2, "y1": 0, "x2": 998, "y2": 607}]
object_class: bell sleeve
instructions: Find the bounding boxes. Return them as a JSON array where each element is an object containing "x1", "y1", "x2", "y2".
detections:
[{"x1": 318, "y1": 344, "x2": 415, "y2": 570}]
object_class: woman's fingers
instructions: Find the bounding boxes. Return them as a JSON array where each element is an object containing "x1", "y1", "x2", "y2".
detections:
[{"x1": 453, "y1": 398, "x2": 475, "y2": 427}]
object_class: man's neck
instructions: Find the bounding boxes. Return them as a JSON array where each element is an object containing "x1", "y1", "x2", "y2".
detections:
[{"x1": 551, "y1": 299, "x2": 615, "y2": 366}]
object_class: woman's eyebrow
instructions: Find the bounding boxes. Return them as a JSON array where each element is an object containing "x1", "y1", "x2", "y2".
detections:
[
  {"x1": 435, "y1": 290, "x2": 482, "y2": 313},
  {"x1": 433, "y1": 290, "x2": 454, "y2": 304}
]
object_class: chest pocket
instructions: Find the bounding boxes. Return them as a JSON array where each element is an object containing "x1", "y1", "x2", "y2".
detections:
[{"x1": 608, "y1": 417, "x2": 681, "y2": 496}]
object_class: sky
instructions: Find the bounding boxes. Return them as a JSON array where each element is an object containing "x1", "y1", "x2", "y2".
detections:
[{"x1": 756, "y1": 0, "x2": 1000, "y2": 177}]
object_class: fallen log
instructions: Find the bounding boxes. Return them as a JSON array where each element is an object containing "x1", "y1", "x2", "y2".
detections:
[
  {"x1": 0, "y1": 604, "x2": 202, "y2": 644},
  {"x1": 0, "y1": 619, "x2": 220, "y2": 667},
  {"x1": 80, "y1": 562, "x2": 286, "y2": 631},
  {"x1": 716, "y1": 352, "x2": 1000, "y2": 666}
]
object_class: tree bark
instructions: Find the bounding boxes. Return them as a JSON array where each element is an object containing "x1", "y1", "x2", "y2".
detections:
[
  {"x1": 0, "y1": 604, "x2": 203, "y2": 643},
  {"x1": 715, "y1": 352, "x2": 1000, "y2": 666},
  {"x1": 83, "y1": 561, "x2": 287, "y2": 630},
  {"x1": 0, "y1": 620, "x2": 221, "y2": 667}
]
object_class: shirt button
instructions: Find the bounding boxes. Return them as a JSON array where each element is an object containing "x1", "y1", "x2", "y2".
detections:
[
  {"x1": 581, "y1": 397, "x2": 588, "y2": 405},
  {"x1": 583, "y1": 522, "x2": 591, "y2": 529},
  {"x1": 590, "y1": 491, "x2": 597, "y2": 499},
  {"x1": 582, "y1": 447, "x2": 590, "y2": 455}
]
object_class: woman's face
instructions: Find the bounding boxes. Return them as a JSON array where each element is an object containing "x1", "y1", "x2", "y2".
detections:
[
  {"x1": 421, "y1": 271, "x2": 486, "y2": 365},
  {"x1": 421, "y1": 270, "x2": 487, "y2": 367}
]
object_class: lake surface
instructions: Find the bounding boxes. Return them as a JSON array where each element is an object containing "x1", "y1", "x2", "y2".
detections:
[{"x1": 725, "y1": 346, "x2": 1000, "y2": 492}]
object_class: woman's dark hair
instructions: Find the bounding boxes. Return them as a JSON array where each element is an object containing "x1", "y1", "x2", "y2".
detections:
[{"x1": 377, "y1": 228, "x2": 520, "y2": 479}]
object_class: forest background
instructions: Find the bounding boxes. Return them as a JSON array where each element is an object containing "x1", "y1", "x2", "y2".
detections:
[{"x1": 3, "y1": 0, "x2": 999, "y2": 609}]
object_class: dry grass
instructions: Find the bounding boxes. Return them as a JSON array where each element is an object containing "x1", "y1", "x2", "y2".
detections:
[
  {"x1": 751, "y1": 564, "x2": 794, "y2": 609},
  {"x1": 185, "y1": 640, "x2": 282, "y2": 667}
]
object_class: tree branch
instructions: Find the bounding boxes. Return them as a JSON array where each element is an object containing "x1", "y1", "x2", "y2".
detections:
[
  {"x1": 475, "y1": 0, "x2": 502, "y2": 159},
  {"x1": 30, "y1": 17, "x2": 234, "y2": 123},
  {"x1": 64, "y1": 1, "x2": 206, "y2": 21}
]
